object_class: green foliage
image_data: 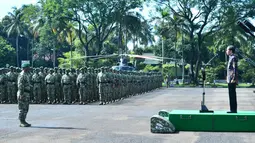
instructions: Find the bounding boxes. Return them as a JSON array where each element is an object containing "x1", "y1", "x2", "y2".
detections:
[
  {"x1": 238, "y1": 59, "x2": 255, "y2": 83},
  {"x1": 0, "y1": 36, "x2": 16, "y2": 67},
  {"x1": 58, "y1": 51, "x2": 84, "y2": 69},
  {"x1": 143, "y1": 65, "x2": 160, "y2": 72}
]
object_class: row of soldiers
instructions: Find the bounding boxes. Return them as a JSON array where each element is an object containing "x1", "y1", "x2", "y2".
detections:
[{"x1": 0, "y1": 66, "x2": 163, "y2": 105}]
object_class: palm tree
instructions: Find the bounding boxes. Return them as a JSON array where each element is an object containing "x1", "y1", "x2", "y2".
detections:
[
  {"x1": 114, "y1": 9, "x2": 153, "y2": 54},
  {"x1": 3, "y1": 7, "x2": 25, "y2": 67},
  {"x1": 58, "y1": 22, "x2": 77, "y2": 68}
]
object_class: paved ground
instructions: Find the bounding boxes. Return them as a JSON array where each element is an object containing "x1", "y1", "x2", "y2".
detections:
[{"x1": 1, "y1": 87, "x2": 255, "y2": 143}]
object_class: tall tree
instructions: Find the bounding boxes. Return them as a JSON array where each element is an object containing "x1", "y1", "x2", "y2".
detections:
[{"x1": 3, "y1": 7, "x2": 25, "y2": 67}]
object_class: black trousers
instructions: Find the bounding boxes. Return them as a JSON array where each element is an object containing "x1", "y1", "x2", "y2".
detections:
[{"x1": 228, "y1": 83, "x2": 237, "y2": 112}]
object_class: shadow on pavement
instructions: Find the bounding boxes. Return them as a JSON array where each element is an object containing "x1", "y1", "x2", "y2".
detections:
[{"x1": 31, "y1": 126, "x2": 87, "y2": 130}]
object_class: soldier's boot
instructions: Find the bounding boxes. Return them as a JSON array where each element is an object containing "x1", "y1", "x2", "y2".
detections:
[
  {"x1": 52, "y1": 100, "x2": 56, "y2": 104},
  {"x1": 19, "y1": 120, "x2": 31, "y2": 127}
]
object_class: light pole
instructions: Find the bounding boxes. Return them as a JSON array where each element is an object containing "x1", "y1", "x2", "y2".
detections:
[
  {"x1": 162, "y1": 36, "x2": 164, "y2": 74},
  {"x1": 182, "y1": 26, "x2": 184, "y2": 84},
  {"x1": 51, "y1": 48, "x2": 56, "y2": 68}
]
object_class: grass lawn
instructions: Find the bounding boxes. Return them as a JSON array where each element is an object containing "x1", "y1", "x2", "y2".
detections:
[{"x1": 162, "y1": 82, "x2": 255, "y2": 88}]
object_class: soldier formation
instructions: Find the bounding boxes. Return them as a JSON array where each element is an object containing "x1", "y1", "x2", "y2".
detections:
[{"x1": 0, "y1": 66, "x2": 163, "y2": 105}]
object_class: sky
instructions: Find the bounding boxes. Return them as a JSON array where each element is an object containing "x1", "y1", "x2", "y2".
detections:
[{"x1": 0, "y1": 0, "x2": 38, "y2": 20}]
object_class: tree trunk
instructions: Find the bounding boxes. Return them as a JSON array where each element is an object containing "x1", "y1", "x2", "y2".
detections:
[
  {"x1": 27, "y1": 38, "x2": 29, "y2": 60},
  {"x1": 84, "y1": 45, "x2": 89, "y2": 66},
  {"x1": 32, "y1": 39, "x2": 34, "y2": 67},
  {"x1": 16, "y1": 35, "x2": 19, "y2": 67},
  {"x1": 194, "y1": 34, "x2": 202, "y2": 85},
  {"x1": 189, "y1": 30, "x2": 195, "y2": 84},
  {"x1": 175, "y1": 25, "x2": 178, "y2": 80},
  {"x1": 118, "y1": 23, "x2": 123, "y2": 55},
  {"x1": 70, "y1": 38, "x2": 73, "y2": 68},
  {"x1": 97, "y1": 41, "x2": 103, "y2": 56}
]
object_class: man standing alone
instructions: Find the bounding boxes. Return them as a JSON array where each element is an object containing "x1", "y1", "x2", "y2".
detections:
[
  {"x1": 17, "y1": 63, "x2": 32, "y2": 127},
  {"x1": 226, "y1": 45, "x2": 238, "y2": 113}
]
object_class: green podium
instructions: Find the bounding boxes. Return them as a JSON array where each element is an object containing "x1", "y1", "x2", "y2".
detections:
[
  {"x1": 168, "y1": 110, "x2": 213, "y2": 131},
  {"x1": 151, "y1": 110, "x2": 255, "y2": 133}
]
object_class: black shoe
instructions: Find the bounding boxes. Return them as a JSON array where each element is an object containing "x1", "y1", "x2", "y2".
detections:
[
  {"x1": 20, "y1": 120, "x2": 31, "y2": 127},
  {"x1": 24, "y1": 121, "x2": 31, "y2": 127},
  {"x1": 227, "y1": 111, "x2": 237, "y2": 113}
]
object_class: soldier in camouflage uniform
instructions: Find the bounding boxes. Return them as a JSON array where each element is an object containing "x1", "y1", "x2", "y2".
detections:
[
  {"x1": 6, "y1": 66, "x2": 17, "y2": 103},
  {"x1": 29, "y1": 68, "x2": 34, "y2": 102},
  {"x1": 70, "y1": 68, "x2": 77, "y2": 104},
  {"x1": 61, "y1": 69, "x2": 72, "y2": 104},
  {"x1": 76, "y1": 69, "x2": 80, "y2": 102},
  {"x1": 97, "y1": 67, "x2": 107, "y2": 105},
  {"x1": 59, "y1": 68, "x2": 64, "y2": 103},
  {"x1": 17, "y1": 63, "x2": 32, "y2": 127},
  {"x1": 83, "y1": 67, "x2": 90, "y2": 104},
  {"x1": 0, "y1": 69, "x2": 6, "y2": 103},
  {"x1": 94, "y1": 69, "x2": 99, "y2": 102},
  {"x1": 39, "y1": 67, "x2": 46, "y2": 103},
  {"x1": 32, "y1": 68, "x2": 42, "y2": 103},
  {"x1": 53, "y1": 68, "x2": 61, "y2": 104},
  {"x1": 86, "y1": 68, "x2": 92, "y2": 103},
  {"x1": 76, "y1": 68, "x2": 86, "y2": 105},
  {"x1": 45, "y1": 69, "x2": 56, "y2": 104},
  {"x1": 92, "y1": 68, "x2": 97, "y2": 102}
]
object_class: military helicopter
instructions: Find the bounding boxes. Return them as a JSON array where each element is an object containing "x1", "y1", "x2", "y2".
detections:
[{"x1": 111, "y1": 55, "x2": 136, "y2": 71}]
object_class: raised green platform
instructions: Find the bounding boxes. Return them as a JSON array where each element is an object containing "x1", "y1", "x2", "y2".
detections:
[
  {"x1": 168, "y1": 110, "x2": 255, "y2": 132},
  {"x1": 213, "y1": 111, "x2": 255, "y2": 132},
  {"x1": 169, "y1": 110, "x2": 213, "y2": 131}
]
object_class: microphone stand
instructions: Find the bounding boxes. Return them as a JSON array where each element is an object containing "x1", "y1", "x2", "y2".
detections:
[{"x1": 199, "y1": 54, "x2": 218, "y2": 113}]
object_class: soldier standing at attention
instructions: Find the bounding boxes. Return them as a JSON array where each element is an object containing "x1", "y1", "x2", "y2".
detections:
[
  {"x1": 61, "y1": 69, "x2": 72, "y2": 104},
  {"x1": 45, "y1": 69, "x2": 56, "y2": 104},
  {"x1": 32, "y1": 68, "x2": 42, "y2": 103},
  {"x1": 97, "y1": 67, "x2": 106, "y2": 105},
  {"x1": 59, "y1": 68, "x2": 64, "y2": 103},
  {"x1": 17, "y1": 63, "x2": 32, "y2": 127},
  {"x1": 76, "y1": 68, "x2": 86, "y2": 105},
  {"x1": 6, "y1": 66, "x2": 17, "y2": 103},
  {"x1": 226, "y1": 45, "x2": 238, "y2": 113},
  {"x1": 39, "y1": 67, "x2": 46, "y2": 103},
  {"x1": 0, "y1": 69, "x2": 6, "y2": 103},
  {"x1": 53, "y1": 68, "x2": 61, "y2": 104},
  {"x1": 70, "y1": 68, "x2": 77, "y2": 104}
]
